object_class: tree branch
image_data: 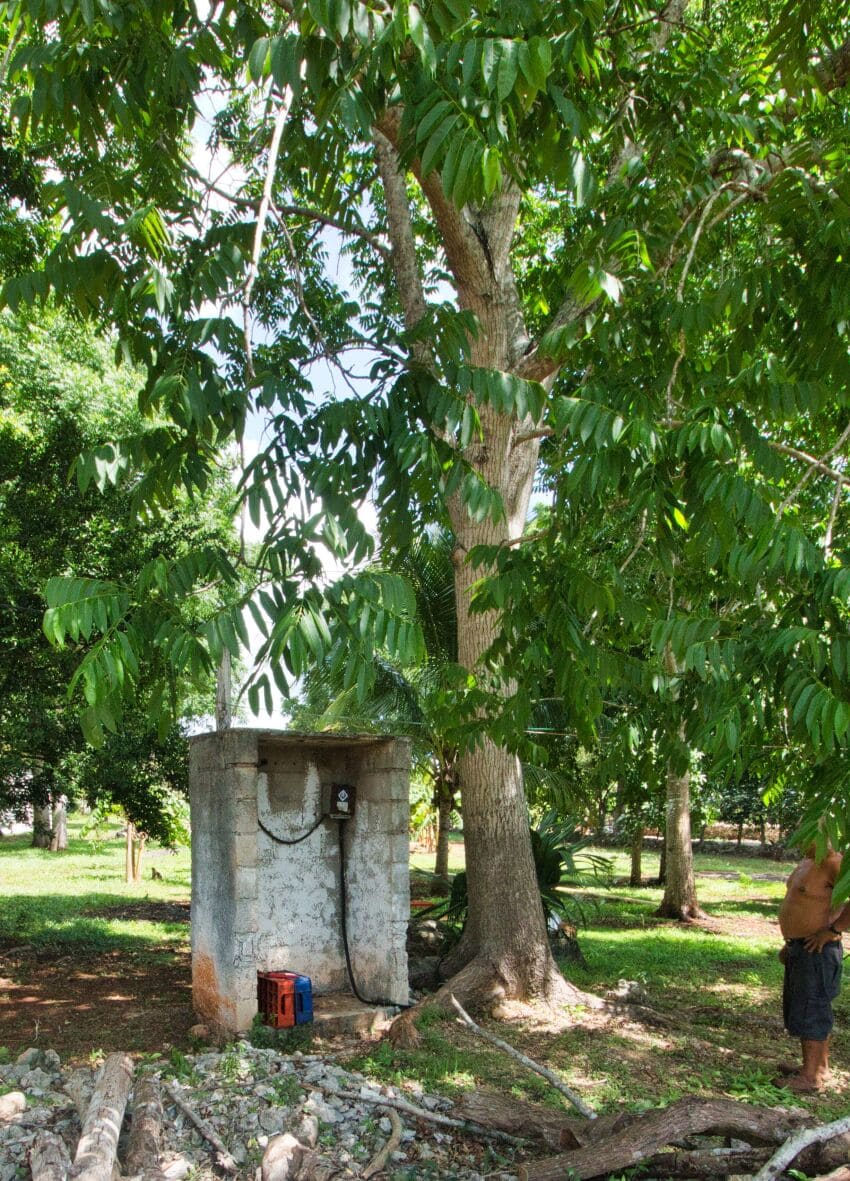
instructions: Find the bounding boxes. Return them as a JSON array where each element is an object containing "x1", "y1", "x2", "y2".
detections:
[
  {"x1": 817, "y1": 38, "x2": 850, "y2": 93},
  {"x1": 375, "y1": 107, "x2": 490, "y2": 294},
  {"x1": 753, "y1": 1111, "x2": 850, "y2": 1181},
  {"x1": 273, "y1": 203, "x2": 391, "y2": 260},
  {"x1": 373, "y1": 125, "x2": 429, "y2": 355},
  {"x1": 243, "y1": 89, "x2": 293, "y2": 380}
]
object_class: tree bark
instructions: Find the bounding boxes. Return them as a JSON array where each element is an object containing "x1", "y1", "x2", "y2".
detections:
[
  {"x1": 30, "y1": 1132, "x2": 72, "y2": 1181},
  {"x1": 125, "y1": 823, "x2": 134, "y2": 883},
  {"x1": 376, "y1": 123, "x2": 580, "y2": 1028},
  {"x1": 658, "y1": 832, "x2": 667, "y2": 885},
  {"x1": 629, "y1": 826, "x2": 643, "y2": 886},
  {"x1": 50, "y1": 797, "x2": 68, "y2": 852},
  {"x1": 657, "y1": 751, "x2": 705, "y2": 920},
  {"x1": 126, "y1": 1077, "x2": 166, "y2": 1181},
  {"x1": 32, "y1": 800, "x2": 53, "y2": 849},
  {"x1": 518, "y1": 1097, "x2": 814, "y2": 1181},
  {"x1": 433, "y1": 768, "x2": 455, "y2": 890},
  {"x1": 72, "y1": 1053, "x2": 134, "y2": 1181}
]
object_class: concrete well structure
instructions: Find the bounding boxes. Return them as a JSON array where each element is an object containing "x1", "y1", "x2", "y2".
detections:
[{"x1": 189, "y1": 728, "x2": 411, "y2": 1035}]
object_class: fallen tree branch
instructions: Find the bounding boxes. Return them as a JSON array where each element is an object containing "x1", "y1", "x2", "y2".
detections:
[
  {"x1": 362, "y1": 1109, "x2": 403, "y2": 1179},
  {"x1": 72, "y1": 1053, "x2": 134, "y2": 1181},
  {"x1": 753, "y1": 1111, "x2": 850, "y2": 1181},
  {"x1": 30, "y1": 1131, "x2": 73, "y2": 1181},
  {"x1": 163, "y1": 1083, "x2": 238, "y2": 1175},
  {"x1": 517, "y1": 1097, "x2": 813, "y2": 1181},
  {"x1": 449, "y1": 994, "x2": 596, "y2": 1120},
  {"x1": 335, "y1": 1086, "x2": 527, "y2": 1148},
  {"x1": 126, "y1": 1077, "x2": 166, "y2": 1181},
  {"x1": 453, "y1": 1090, "x2": 589, "y2": 1150}
]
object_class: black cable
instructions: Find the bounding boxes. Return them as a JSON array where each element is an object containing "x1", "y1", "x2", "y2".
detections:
[
  {"x1": 337, "y1": 819, "x2": 412, "y2": 1010},
  {"x1": 257, "y1": 813, "x2": 324, "y2": 846}
]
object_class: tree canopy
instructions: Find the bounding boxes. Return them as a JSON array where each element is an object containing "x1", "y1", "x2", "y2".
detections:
[
  {"x1": 0, "y1": 305, "x2": 235, "y2": 832},
  {"x1": 3, "y1": 0, "x2": 850, "y2": 1006}
]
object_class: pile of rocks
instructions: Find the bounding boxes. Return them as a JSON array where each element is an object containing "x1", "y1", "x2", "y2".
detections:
[{"x1": 0, "y1": 1043, "x2": 521, "y2": 1181}]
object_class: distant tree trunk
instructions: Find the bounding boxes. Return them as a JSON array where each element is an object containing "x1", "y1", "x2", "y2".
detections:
[
  {"x1": 133, "y1": 833, "x2": 146, "y2": 882},
  {"x1": 736, "y1": 820, "x2": 743, "y2": 848},
  {"x1": 32, "y1": 800, "x2": 53, "y2": 848},
  {"x1": 49, "y1": 797, "x2": 68, "y2": 851},
  {"x1": 595, "y1": 799, "x2": 607, "y2": 843},
  {"x1": 759, "y1": 818, "x2": 767, "y2": 848},
  {"x1": 657, "y1": 834, "x2": 667, "y2": 886},
  {"x1": 433, "y1": 769, "x2": 456, "y2": 894},
  {"x1": 630, "y1": 826, "x2": 644, "y2": 887},
  {"x1": 656, "y1": 757, "x2": 705, "y2": 920},
  {"x1": 125, "y1": 822, "x2": 135, "y2": 882}
]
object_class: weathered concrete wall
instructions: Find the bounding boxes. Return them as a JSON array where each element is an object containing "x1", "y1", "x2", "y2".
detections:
[
  {"x1": 189, "y1": 730, "x2": 261, "y2": 1034},
  {"x1": 189, "y1": 730, "x2": 410, "y2": 1034}
]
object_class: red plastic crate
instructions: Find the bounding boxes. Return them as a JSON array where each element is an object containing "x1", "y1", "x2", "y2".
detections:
[{"x1": 257, "y1": 971, "x2": 313, "y2": 1029}]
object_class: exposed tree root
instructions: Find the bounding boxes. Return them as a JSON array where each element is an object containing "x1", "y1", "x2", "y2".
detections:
[
  {"x1": 655, "y1": 901, "x2": 708, "y2": 921},
  {"x1": 390, "y1": 954, "x2": 602, "y2": 1048}
]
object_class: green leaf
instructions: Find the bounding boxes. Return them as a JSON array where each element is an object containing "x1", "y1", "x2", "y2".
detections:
[
  {"x1": 408, "y1": 5, "x2": 436, "y2": 73},
  {"x1": 248, "y1": 37, "x2": 271, "y2": 82}
]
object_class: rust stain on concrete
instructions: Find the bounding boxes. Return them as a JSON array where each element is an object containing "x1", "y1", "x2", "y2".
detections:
[{"x1": 193, "y1": 952, "x2": 233, "y2": 1023}]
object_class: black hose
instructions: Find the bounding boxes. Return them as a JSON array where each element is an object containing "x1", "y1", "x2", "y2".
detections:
[{"x1": 337, "y1": 820, "x2": 412, "y2": 1010}]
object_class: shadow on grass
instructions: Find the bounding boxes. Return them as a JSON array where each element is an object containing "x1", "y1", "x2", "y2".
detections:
[
  {"x1": 0, "y1": 833, "x2": 125, "y2": 860},
  {"x1": 0, "y1": 894, "x2": 190, "y2": 955}
]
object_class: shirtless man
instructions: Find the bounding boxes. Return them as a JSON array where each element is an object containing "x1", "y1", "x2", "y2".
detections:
[{"x1": 777, "y1": 843, "x2": 849, "y2": 1092}]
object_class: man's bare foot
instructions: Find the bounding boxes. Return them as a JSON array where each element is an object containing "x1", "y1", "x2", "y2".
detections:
[{"x1": 772, "y1": 1073, "x2": 825, "y2": 1093}]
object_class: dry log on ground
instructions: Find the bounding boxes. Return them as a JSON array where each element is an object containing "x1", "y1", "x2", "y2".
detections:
[
  {"x1": 163, "y1": 1084, "x2": 238, "y2": 1175},
  {"x1": 126, "y1": 1077, "x2": 166, "y2": 1180},
  {"x1": 0, "y1": 1092, "x2": 26, "y2": 1122},
  {"x1": 362, "y1": 1109, "x2": 403, "y2": 1179},
  {"x1": 71, "y1": 1053, "x2": 134, "y2": 1181},
  {"x1": 753, "y1": 1112, "x2": 850, "y2": 1181},
  {"x1": 517, "y1": 1097, "x2": 814, "y2": 1181},
  {"x1": 30, "y1": 1131, "x2": 72, "y2": 1181},
  {"x1": 449, "y1": 995, "x2": 596, "y2": 1119},
  {"x1": 811, "y1": 1169, "x2": 850, "y2": 1181},
  {"x1": 261, "y1": 1134, "x2": 303, "y2": 1181},
  {"x1": 453, "y1": 1091, "x2": 633, "y2": 1150},
  {"x1": 639, "y1": 1147, "x2": 771, "y2": 1177}
]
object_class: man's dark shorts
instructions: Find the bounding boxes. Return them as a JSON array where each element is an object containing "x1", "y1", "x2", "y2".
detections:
[{"x1": 783, "y1": 939, "x2": 843, "y2": 1040}]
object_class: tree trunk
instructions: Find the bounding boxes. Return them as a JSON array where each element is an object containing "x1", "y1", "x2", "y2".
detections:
[
  {"x1": 73, "y1": 1053, "x2": 134, "y2": 1181},
  {"x1": 657, "y1": 833, "x2": 667, "y2": 885},
  {"x1": 32, "y1": 800, "x2": 53, "y2": 849},
  {"x1": 629, "y1": 826, "x2": 643, "y2": 887},
  {"x1": 375, "y1": 129, "x2": 596, "y2": 1036},
  {"x1": 657, "y1": 757, "x2": 705, "y2": 920},
  {"x1": 125, "y1": 822, "x2": 135, "y2": 883},
  {"x1": 50, "y1": 797, "x2": 68, "y2": 851},
  {"x1": 518, "y1": 1096, "x2": 814, "y2": 1181},
  {"x1": 433, "y1": 770, "x2": 455, "y2": 891},
  {"x1": 737, "y1": 820, "x2": 743, "y2": 848},
  {"x1": 133, "y1": 833, "x2": 146, "y2": 883}
]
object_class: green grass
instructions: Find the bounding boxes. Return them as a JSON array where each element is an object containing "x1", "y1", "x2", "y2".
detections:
[
  {"x1": 0, "y1": 816, "x2": 191, "y2": 953},
  {"x1": 7, "y1": 818, "x2": 848, "y2": 1126}
]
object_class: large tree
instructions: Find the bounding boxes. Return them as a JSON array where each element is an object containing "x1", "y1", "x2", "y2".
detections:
[
  {"x1": 0, "y1": 306, "x2": 235, "y2": 839},
  {"x1": 4, "y1": 0, "x2": 850, "y2": 1019}
]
